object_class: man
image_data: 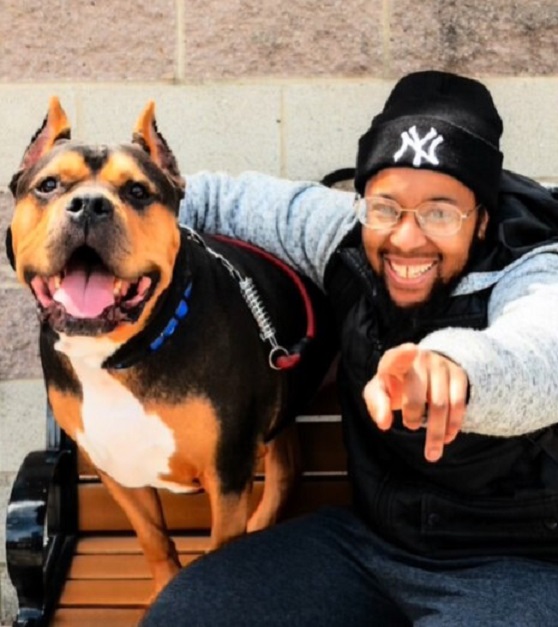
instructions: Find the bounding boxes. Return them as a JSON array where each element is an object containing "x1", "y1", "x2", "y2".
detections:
[{"x1": 142, "y1": 71, "x2": 558, "y2": 625}]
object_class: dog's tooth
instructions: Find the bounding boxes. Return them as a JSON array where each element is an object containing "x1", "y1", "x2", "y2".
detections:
[
  {"x1": 47, "y1": 275, "x2": 60, "y2": 294},
  {"x1": 113, "y1": 279, "x2": 123, "y2": 297},
  {"x1": 137, "y1": 276, "x2": 152, "y2": 294}
]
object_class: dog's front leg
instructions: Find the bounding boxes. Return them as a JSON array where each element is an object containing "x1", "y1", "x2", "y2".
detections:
[{"x1": 97, "y1": 470, "x2": 181, "y2": 596}]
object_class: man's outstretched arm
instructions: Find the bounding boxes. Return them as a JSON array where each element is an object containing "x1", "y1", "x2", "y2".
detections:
[{"x1": 181, "y1": 171, "x2": 356, "y2": 288}]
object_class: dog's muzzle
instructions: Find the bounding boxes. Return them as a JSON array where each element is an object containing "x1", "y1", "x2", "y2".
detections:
[{"x1": 22, "y1": 193, "x2": 159, "y2": 336}]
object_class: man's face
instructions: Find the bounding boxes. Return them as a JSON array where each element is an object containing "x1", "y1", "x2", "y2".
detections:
[{"x1": 362, "y1": 167, "x2": 488, "y2": 308}]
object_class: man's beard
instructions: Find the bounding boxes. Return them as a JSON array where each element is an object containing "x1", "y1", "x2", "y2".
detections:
[{"x1": 372, "y1": 235, "x2": 487, "y2": 346}]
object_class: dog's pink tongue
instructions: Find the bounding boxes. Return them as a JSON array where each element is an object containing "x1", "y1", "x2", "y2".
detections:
[{"x1": 53, "y1": 270, "x2": 115, "y2": 318}]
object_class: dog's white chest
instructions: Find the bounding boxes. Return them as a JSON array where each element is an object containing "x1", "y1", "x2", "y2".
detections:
[{"x1": 59, "y1": 339, "x2": 197, "y2": 494}]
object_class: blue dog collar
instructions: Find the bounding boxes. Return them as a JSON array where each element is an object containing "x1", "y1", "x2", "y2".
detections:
[{"x1": 149, "y1": 281, "x2": 193, "y2": 352}]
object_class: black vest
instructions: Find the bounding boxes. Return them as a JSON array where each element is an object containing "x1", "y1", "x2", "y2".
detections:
[{"x1": 324, "y1": 171, "x2": 558, "y2": 561}]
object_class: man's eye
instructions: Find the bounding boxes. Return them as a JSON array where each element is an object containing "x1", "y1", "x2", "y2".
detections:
[
  {"x1": 422, "y1": 206, "x2": 455, "y2": 222},
  {"x1": 35, "y1": 177, "x2": 59, "y2": 195},
  {"x1": 371, "y1": 204, "x2": 399, "y2": 219}
]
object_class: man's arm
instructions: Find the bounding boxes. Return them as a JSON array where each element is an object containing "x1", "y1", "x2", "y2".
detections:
[
  {"x1": 181, "y1": 171, "x2": 356, "y2": 288},
  {"x1": 420, "y1": 250, "x2": 558, "y2": 437}
]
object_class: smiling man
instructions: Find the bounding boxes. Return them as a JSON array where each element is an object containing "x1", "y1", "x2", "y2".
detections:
[{"x1": 142, "y1": 72, "x2": 558, "y2": 626}]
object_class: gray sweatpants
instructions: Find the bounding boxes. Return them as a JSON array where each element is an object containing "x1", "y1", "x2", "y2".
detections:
[{"x1": 141, "y1": 507, "x2": 558, "y2": 626}]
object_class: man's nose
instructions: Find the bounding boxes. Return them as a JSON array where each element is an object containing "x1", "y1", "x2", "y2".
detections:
[{"x1": 388, "y1": 212, "x2": 428, "y2": 250}]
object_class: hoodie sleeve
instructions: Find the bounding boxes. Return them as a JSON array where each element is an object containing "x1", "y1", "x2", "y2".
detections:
[
  {"x1": 180, "y1": 171, "x2": 357, "y2": 288},
  {"x1": 419, "y1": 250, "x2": 558, "y2": 437}
]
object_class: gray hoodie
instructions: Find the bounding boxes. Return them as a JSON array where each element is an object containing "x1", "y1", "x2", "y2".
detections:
[{"x1": 180, "y1": 171, "x2": 558, "y2": 439}]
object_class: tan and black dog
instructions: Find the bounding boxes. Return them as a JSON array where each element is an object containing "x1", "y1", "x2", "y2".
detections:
[{"x1": 6, "y1": 99, "x2": 335, "y2": 596}]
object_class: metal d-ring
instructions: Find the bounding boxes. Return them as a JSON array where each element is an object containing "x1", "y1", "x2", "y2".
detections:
[{"x1": 269, "y1": 345, "x2": 289, "y2": 370}]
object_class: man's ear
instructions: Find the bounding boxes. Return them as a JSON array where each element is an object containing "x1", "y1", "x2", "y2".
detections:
[
  {"x1": 5, "y1": 227, "x2": 15, "y2": 270},
  {"x1": 477, "y1": 206, "x2": 489, "y2": 240},
  {"x1": 132, "y1": 101, "x2": 185, "y2": 197},
  {"x1": 10, "y1": 97, "x2": 71, "y2": 196}
]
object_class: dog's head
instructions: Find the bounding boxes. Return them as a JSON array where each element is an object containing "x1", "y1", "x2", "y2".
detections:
[{"x1": 7, "y1": 98, "x2": 185, "y2": 344}]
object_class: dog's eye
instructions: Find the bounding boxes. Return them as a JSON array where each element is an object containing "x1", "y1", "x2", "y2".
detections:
[
  {"x1": 125, "y1": 182, "x2": 152, "y2": 203},
  {"x1": 35, "y1": 177, "x2": 59, "y2": 196}
]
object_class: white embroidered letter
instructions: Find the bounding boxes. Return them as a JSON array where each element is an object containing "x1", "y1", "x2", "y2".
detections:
[{"x1": 393, "y1": 126, "x2": 444, "y2": 167}]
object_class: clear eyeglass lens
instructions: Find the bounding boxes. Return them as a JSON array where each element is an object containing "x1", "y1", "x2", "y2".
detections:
[{"x1": 358, "y1": 199, "x2": 464, "y2": 236}]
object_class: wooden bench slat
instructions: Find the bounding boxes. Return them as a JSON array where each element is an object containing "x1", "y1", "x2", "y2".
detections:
[
  {"x1": 68, "y1": 553, "x2": 201, "y2": 579},
  {"x1": 76, "y1": 534, "x2": 211, "y2": 555},
  {"x1": 78, "y1": 478, "x2": 351, "y2": 531},
  {"x1": 52, "y1": 608, "x2": 144, "y2": 627},
  {"x1": 59, "y1": 579, "x2": 151, "y2": 606},
  {"x1": 78, "y1": 483, "x2": 247, "y2": 531}
]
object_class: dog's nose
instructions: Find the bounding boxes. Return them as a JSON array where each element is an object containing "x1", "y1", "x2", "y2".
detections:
[{"x1": 66, "y1": 195, "x2": 113, "y2": 226}]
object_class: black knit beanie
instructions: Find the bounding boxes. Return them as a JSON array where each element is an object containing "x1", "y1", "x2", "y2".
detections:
[{"x1": 355, "y1": 71, "x2": 504, "y2": 211}]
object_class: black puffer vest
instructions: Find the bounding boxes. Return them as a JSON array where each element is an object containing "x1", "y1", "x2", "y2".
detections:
[{"x1": 324, "y1": 171, "x2": 558, "y2": 560}]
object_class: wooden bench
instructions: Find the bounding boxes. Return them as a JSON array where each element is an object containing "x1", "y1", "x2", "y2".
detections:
[{"x1": 5, "y1": 380, "x2": 349, "y2": 627}]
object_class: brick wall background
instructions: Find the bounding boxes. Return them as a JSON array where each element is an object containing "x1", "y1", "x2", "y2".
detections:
[{"x1": 2, "y1": 0, "x2": 558, "y2": 620}]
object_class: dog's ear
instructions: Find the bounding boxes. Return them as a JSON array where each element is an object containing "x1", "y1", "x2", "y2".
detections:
[
  {"x1": 10, "y1": 97, "x2": 71, "y2": 196},
  {"x1": 5, "y1": 227, "x2": 15, "y2": 270},
  {"x1": 19, "y1": 97, "x2": 71, "y2": 169},
  {"x1": 132, "y1": 101, "x2": 185, "y2": 195}
]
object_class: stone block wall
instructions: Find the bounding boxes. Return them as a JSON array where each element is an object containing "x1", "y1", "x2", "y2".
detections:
[{"x1": 2, "y1": 0, "x2": 558, "y2": 621}]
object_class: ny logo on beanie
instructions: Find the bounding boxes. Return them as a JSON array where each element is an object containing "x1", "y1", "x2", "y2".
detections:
[{"x1": 394, "y1": 126, "x2": 444, "y2": 167}]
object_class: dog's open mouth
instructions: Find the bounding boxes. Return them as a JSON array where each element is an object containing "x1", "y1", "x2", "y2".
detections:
[{"x1": 29, "y1": 246, "x2": 157, "y2": 335}]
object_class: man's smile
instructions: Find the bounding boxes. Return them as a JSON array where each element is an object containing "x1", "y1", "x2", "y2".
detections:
[
  {"x1": 384, "y1": 255, "x2": 438, "y2": 287},
  {"x1": 387, "y1": 258, "x2": 437, "y2": 280}
]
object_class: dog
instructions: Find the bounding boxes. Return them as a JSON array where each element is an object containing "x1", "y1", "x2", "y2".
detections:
[{"x1": 6, "y1": 98, "x2": 335, "y2": 597}]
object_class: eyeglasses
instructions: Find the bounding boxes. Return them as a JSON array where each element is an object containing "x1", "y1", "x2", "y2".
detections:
[{"x1": 354, "y1": 195, "x2": 478, "y2": 238}]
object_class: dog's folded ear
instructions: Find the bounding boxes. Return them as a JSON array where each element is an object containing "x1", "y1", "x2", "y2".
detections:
[
  {"x1": 133, "y1": 101, "x2": 185, "y2": 197},
  {"x1": 10, "y1": 97, "x2": 71, "y2": 196}
]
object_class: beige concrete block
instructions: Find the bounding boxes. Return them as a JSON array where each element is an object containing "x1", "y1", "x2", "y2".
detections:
[
  {"x1": 0, "y1": 0, "x2": 176, "y2": 82},
  {"x1": 0, "y1": 380, "x2": 46, "y2": 472},
  {"x1": 0, "y1": 287, "x2": 41, "y2": 381},
  {"x1": 73, "y1": 84, "x2": 283, "y2": 175},
  {"x1": 182, "y1": 0, "x2": 384, "y2": 80},
  {"x1": 0, "y1": 193, "x2": 40, "y2": 381},
  {"x1": 283, "y1": 80, "x2": 392, "y2": 181},
  {"x1": 487, "y1": 78, "x2": 558, "y2": 179},
  {"x1": 0, "y1": 190, "x2": 44, "y2": 381},
  {"x1": 390, "y1": 0, "x2": 558, "y2": 76}
]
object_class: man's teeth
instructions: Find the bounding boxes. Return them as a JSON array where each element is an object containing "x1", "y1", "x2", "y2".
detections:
[{"x1": 390, "y1": 261, "x2": 435, "y2": 279}]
